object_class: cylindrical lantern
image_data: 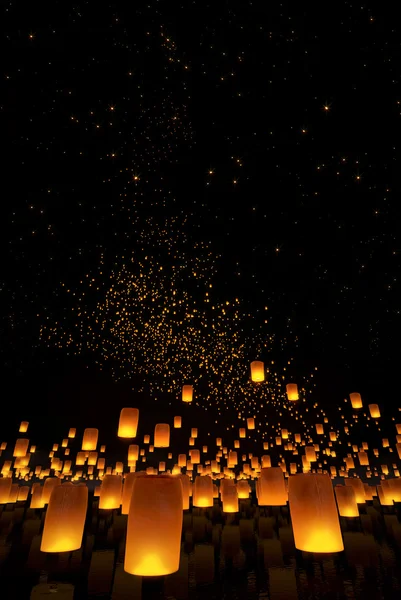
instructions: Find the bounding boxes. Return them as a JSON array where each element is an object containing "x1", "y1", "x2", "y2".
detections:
[
  {"x1": 0, "y1": 478, "x2": 12, "y2": 504},
  {"x1": 223, "y1": 486, "x2": 239, "y2": 513},
  {"x1": 368, "y1": 404, "x2": 381, "y2": 418},
  {"x1": 19, "y1": 421, "x2": 29, "y2": 433},
  {"x1": 247, "y1": 418, "x2": 255, "y2": 430},
  {"x1": 178, "y1": 473, "x2": 190, "y2": 509},
  {"x1": 99, "y1": 474, "x2": 122, "y2": 509},
  {"x1": 239, "y1": 428, "x2": 246, "y2": 439},
  {"x1": 124, "y1": 475, "x2": 183, "y2": 576},
  {"x1": 250, "y1": 360, "x2": 264, "y2": 382},
  {"x1": 118, "y1": 408, "x2": 139, "y2": 438},
  {"x1": 68, "y1": 428, "x2": 76, "y2": 438},
  {"x1": 42, "y1": 477, "x2": 61, "y2": 505},
  {"x1": 288, "y1": 473, "x2": 343, "y2": 552},
  {"x1": 82, "y1": 428, "x2": 98, "y2": 451},
  {"x1": 174, "y1": 416, "x2": 182, "y2": 428},
  {"x1": 41, "y1": 483, "x2": 88, "y2": 552},
  {"x1": 128, "y1": 445, "x2": 139, "y2": 463},
  {"x1": 122, "y1": 472, "x2": 143, "y2": 515},
  {"x1": 335, "y1": 485, "x2": 359, "y2": 517},
  {"x1": 154, "y1": 423, "x2": 170, "y2": 448},
  {"x1": 193, "y1": 475, "x2": 213, "y2": 507},
  {"x1": 349, "y1": 393, "x2": 362, "y2": 409},
  {"x1": 182, "y1": 385, "x2": 193, "y2": 403},
  {"x1": 13, "y1": 438, "x2": 29, "y2": 457},
  {"x1": 258, "y1": 467, "x2": 287, "y2": 506},
  {"x1": 286, "y1": 383, "x2": 299, "y2": 401}
]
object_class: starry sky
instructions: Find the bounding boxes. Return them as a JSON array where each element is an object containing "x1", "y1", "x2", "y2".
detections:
[{"x1": 1, "y1": 1, "x2": 401, "y2": 425}]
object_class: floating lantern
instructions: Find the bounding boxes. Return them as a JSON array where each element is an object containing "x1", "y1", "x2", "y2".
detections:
[
  {"x1": 13, "y1": 438, "x2": 29, "y2": 457},
  {"x1": 193, "y1": 475, "x2": 214, "y2": 507},
  {"x1": 0, "y1": 478, "x2": 12, "y2": 504},
  {"x1": 82, "y1": 428, "x2": 98, "y2": 451},
  {"x1": 68, "y1": 428, "x2": 76, "y2": 438},
  {"x1": 349, "y1": 393, "x2": 362, "y2": 409},
  {"x1": 335, "y1": 485, "x2": 359, "y2": 517},
  {"x1": 154, "y1": 423, "x2": 170, "y2": 448},
  {"x1": 239, "y1": 428, "x2": 246, "y2": 439},
  {"x1": 42, "y1": 477, "x2": 61, "y2": 504},
  {"x1": 345, "y1": 478, "x2": 365, "y2": 503},
  {"x1": 178, "y1": 474, "x2": 190, "y2": 509},
  {"x1": 223, "y1": 486, "x2": 239, "y2": 513},
  {"x1": 41, "y1": 483, "x2": 88, "y2": 552},
  {"x1": 118, "y1": 408, "x2": 139, "y2": 438},
  {"x1": 368, "y1": 404, "x2": 381, "y2": 418},
  {"x1": 19, "y1": 421, "x2": 29, "y2": 433},
  {"x1": 315, "y1": 424, "x2": 324, "y2": 435},
  {"x1": 286, "y1": 383, "x2": 299, "y2": 401},
  {"x1": 174, "y1": 416, "x2": 182, "y2": 428},
  {"x1": 288, "y1": 473, "x2": 343, "y2": 552},
  {"x1": 247, "y1": 418, "x2": 255, "y2": 430},
  {"x1": 124, "y1": 475, "x2": 183, "y2": 576},
  {"x1": 258, "y1": 467, "x2": 287, "y2": 506},
  {"x1": 250, "y1": 361, "x2": 264, "y2": 382},
  {"x1": 128, "y1": 445, "x2": 139, "y2": 463},
  {"x1": 182, "y1": 385, "x2": 193, "y2": 403},
  {"x1": 99, "y1": 474, "x2": 122, "y2": 509}
]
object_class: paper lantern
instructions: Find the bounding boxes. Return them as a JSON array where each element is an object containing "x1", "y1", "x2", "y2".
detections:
[
  {"x1": 82, "y1": 428, "x2": 98, "y2": 451},
  {"x1": 250, "y1": 361, "x2": 264, "y2": 382},
  {"x1": 349, "y1": 393, "x2": 362, "y2": 409},
  {"x1": 239, "y1": 428, "x2": 246, "y2": 439},
  {"x1": 368, "y1": 404, "x2": 380, "y2": 418},
  {"x1": 345, "y1": 478, "x2": 365, "y2": 503},
  {"x1": 118, "y1": 408, "x2": 139, "y2": 438},
  {"x1": 377, "y1": 484, "x2": 393, "y2": 506},
  {"x1": 335, "y1": 485, "x2": 359, "y2": 517},
  {"x1": 288, "y1": 473, "x2": 343, "y2": 552},
  {"x1": 182, "y1": 385, "x2": 193, "y2": 403},
  {"x1": 68, "y1": 428, "x2": 76, "y2": 438},
  {"x1": 99, "y1": 474, "x2": 122, "y2": 509},
  {"x1": 0, "y1": 478, "x2": 12, "y2": 504},
  {"x1": 286, "y1": 383, "x2": 299, "y2": 401},
  {"x1": 19, "y1": 421, "x2": 29, "y2": 433},
  {"x1": 40, "y1": 483, "x2": 88, "y2": 552},
  {"x1": 305, "y1": 446, "x2": 316, "y2": 463},
  {"x1": 223, "y1": 486, "x2": 239, "y2": 513},
  {"x1": 247, "y1": 418, "x2": 255, "y2": 430},
  {"x1": 13, "y1": 438, "x2": 29, "y2": 457},
  {"x1": 17, "y1": 486, "x2": 30, "y2": 502},
  {"x1": 174, "y1": 416, "x2": 182, "y2": 428},
  {"x1": 358, "y1": 451, "x2": 369, "y2": 466},
  {"x1": 315, "y1": 424, "x2": 324, "y2": 435},
  {"x1": 178, "y1": 473, "x2": 190, "y2": 509},
  {"x1": 30, "y1": 485, "x2": 44, "y2": 508},
  {"x1": 193, "y1": 475, "x2": 213, "y2": 507},
  {"x1": 124, "y1": 475, "x2": 183, "y2": 576},
  {"x1": 258, "y1": 467, "x2": 287, "y2": 506},
  {"x1": 190, "y1": 449, "x2": 200, "y2": 464},
  {"x1": 144, "y1": 435, "x2": 150, "y2": 444},
  {"x1": 237, "y1": 480, "x2": 250, "y2": 499},
  {"x1": 387, "y1": 478, "x2": 401, "y2": 502},
  {"x1": 154, "y1": 423, "x2": 170, "y2": 448}
]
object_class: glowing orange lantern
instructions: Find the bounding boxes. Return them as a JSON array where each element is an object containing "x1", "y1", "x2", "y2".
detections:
[
  {"x1": 0, "y1": 478, "x2": 12, "y2": 504},
  {"x1": 154, "y1": 423, "x2": 170, "y2": 448},
  {"x1": 288, "y1": 473, "x2": 343, "y2": 552},
  {"x1": 118, "y1": 408, "x2": 139, "y2": 438},
  {"x1": 193, "y1": 475, "x2": 213, "y2": 507},
  {"x1": 99, "y1": 474, "x2": 122, "y2": 509},
  {"x1": 40, "y1": 483, "x2": 88, "y2": 552},
  {"x1": 19, "y1": 421, "x2": 29, "y2": 433},
  {"x1": 349, "y1": 393, "x2": 362, "y2": 409},
  {"x1": 82, "y1": 428, "x2": 98, "y2": 451},
  {"x1": 286, "y1": 383, "x2": 299, "y2": 401},
  {"x1": 335, "y1": 485, "x2": 359, "y2": 517},
  {"x1": 13, "y1": 438, "x2": 29, "y2": 457},
  {"x1": 247, "y1": 418, "x2": 255, "y2": 430},
  {"x1": 124, "y1": 475, "x2": 183, "y2": 576},
  {"x1": 182, "y1": 385, "x2": 193, "y2": 403},
  {"x1": 250, "y1": 361, "x2": 264, "y2": 382},
  {"x1": 174, "y1": 416, "x2": 182, "y2": 428},
  {"x1": 368, "y1": 404, "x2": 380, "y2": 418},
  {"x1": 258, "y1": 467, "x2": 287, "y2": 506}
]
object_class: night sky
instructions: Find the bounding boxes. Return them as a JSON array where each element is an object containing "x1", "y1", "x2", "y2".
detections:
[{"x1": 1, "y1": 2, "x2": 400, "y2": 440}]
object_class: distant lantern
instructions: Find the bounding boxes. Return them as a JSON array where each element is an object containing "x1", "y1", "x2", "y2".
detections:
[
  {"x1": 286, "y1": 383, "x2": 299, "y2": 401},
  {"x1": 349, "y1": 392, "x2": 363, "y2": 409},
  {"x1": 368, "y1": 404, "x2": 381, "y2": 418},
  {"x1": 239, "y1": 428, "x2": 246, "y2": 439},
  {"x1": 247, "y1": 418, "x2": 255, "y2": 430},
  {"x1": 118, "y1": 408, "x2": 139, "y2": 438},
  {"x1": 178, "y1": 473, "x2": 191, "y2": 510},
  {"x1": 174, "y1": 416, "x2": 182, "y2": 428},
  {"x1": 345, "y1": 478, "x2": 366, "y2": 503},
  {"x1": 144, "y1": 435, "x2": 150, "y2": 444},
  {"x1": 42, "y1": 477, "x2": 61, "y2": 505},
  {"x1": 128, "y1": 445, "x2": 139, "y2": 463},
  {"x1": 13, "y1": 438, "x2": 29, "y2": 458},
  {"x1": 82, "y1": 428, "x2": 98, "y2": 451},
  {"x1": 99, "y1": 474, "x2": 122, "y2": 510},
  {"x1": 178, "y1": 454, "x2": 187, "y2": 468},
  {"x1": 41, "y1": 483, "x2": 88, "y2": 552},
  {"x1": 19, "y1": 421, "x2": 29, "y2": 433},
  {"x1": 68, "y1": 428, "x2": 76, "y2": 438},
  {"x1": 193, "y1": 475, "x2": 214, "y2": 507},
  {"x1": 335, "y1": 485, "x2": 359, "y2": 517},
  {"x1": 289, "y1": 473, "x2": 343, "y2": 552},
  {"x1": 182, "y1": 385, "x2": 193, "y2": 403},
  {"x1": 191, "y1": 428, "x2": 198, "y2": 438},
  {"x1": 315, "y1": 424, "x2": 324, "y2": 435},
  {"x1": 190, "y1": 449, "x2": 200, "y2": 464},
  {"x1": 154, "y1": 423, "x2": 170, "y2": 448},
  {"x1": 124, "y1": 475, "x2": 183, "y2": 576},
  {"x1": 223, "y1": 486, "x2": 239, "y2": 513},
  {"x1": 250, "y1": 361, "x2": 264, "y2": 382}
]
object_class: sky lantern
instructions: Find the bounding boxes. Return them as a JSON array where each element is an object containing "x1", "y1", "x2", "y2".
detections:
[
  {"x1": 193, "y1": 475, "x2": 213, "y2": 507},
  {"x1": 99, "y1": 474, "x2": 122, "y2": 509},
  {"x1": 190, "y1": 449, "x2": 200, "y2": 464},
  {"x1": 250, "y1": 360, "x2": 264, "y2": 382},
  {"x1": 42, "y1": 477, "x2": 61, "y2": 504},
  {"x1": 128, "y1": 445, "x2": 139, "y2": 463},
  {"x1": 237, "y1": 480, "x2": 250, "y2": 499},
  {"x1": 258, "y1": 467, "x2": 287, "y2": 506},
  {"x1": 41, "y1": 483, "x2": 88, "y2": 552},
  {"x1": 223, "y1": 486, "x2": 239, "y2": 513},
  {"x1": 368, "y1": 404, "x2": 381, "y2": 418},
  {"x1": 289, "y1": 473, "x2": 343, "y2": 553},
  {"x1": 178, "y1": 473, "x2": 190, "y2": 509},
  {"x1": 154, "y1": 423, "x2": 170, "y2": 448},
  {"x1": 358, "y1": 451, "x2": 369, "y2": 466},
  {"x1": 0, "y1": 478, "x2": 12, "y2": 504},
  {"x1": 125, "y1": 475, "x2": 183, "y2": 576},
  {"x1": 286, "y1": 383, "x2": 299, "y2": 401},
  {"x1": 174, "y1": 416, "x2": 182, "y2": 428},
  {"x1": 118, "y1": 408, "x2": 139, "y2": 438},
  {"x1": 19, "y1": 421, "x2": 29, "y2": 433},
  {"x1": 349, "y1": 393, "x2": 363, "y2": 409},
  {"x1": 191, "y1": 428, "x2": 198, "y2": 438},
  {"x1": 247, "y1": 418, "x2": 255, "y2": 430},
  {"x1": 68, "y1": 428, "x2": 76, "y2": 438},
  {"x1": 82, "y1": 428, "x2": 98, "y2": 451},
  {"x1": 13, "y1": 438, "x2": 29, "y2": 457},
  {"x1": 182, "y1": 385, "x2": 193, "y2": 403},
  {"x1": 335, "y1": 485, "x2": 359, "y2": 517},
  {"x1": 345, "y1": 478, "x2": 365, "y2": 503},
  {"x1": 239, "y1": 428, "x2": 246, "y2": 439},
  {"x1": 315, "y1": 424, "x2": 324, "y2": 435}
]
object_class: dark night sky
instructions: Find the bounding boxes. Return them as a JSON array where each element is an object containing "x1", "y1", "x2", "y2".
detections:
[{"x1": 1, "y1": 2, "x2": 400, "y2": 443}]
